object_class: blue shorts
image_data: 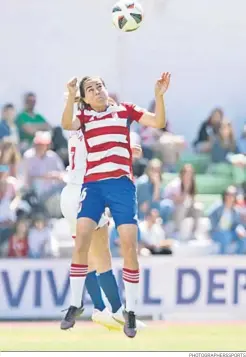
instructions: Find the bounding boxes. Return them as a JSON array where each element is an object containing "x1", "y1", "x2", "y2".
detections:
[{"x1": 77, "y1": 177, "x2": 137, "y2": 228}]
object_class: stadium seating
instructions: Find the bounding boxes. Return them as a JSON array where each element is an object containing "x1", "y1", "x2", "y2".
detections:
[
  {"x1": 175, "y1": 152, "x2": 210, "y2": 174},
  {"x1": 162, "y1": 173, "x2": 231, "y2": 194}
]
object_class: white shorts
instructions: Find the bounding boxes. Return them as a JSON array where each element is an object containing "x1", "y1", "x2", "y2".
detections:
[{"x1": 60, "y1": 183, "x2": 109, "y2": 237}]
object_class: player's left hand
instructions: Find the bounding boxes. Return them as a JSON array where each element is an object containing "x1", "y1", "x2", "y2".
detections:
[{"x1": 155, "y1": 72, "x2": 171, "y2": 96}]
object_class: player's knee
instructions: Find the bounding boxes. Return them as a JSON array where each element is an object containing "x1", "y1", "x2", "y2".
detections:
[
  {"x1": 119, "y1": 225, "x2": 137, "y2": 247},
  {"x1": 98, "y1": 246, "x2": 112, "y2": 265},
  {"x1": 74, "y1": 238, "x2": 90, "y2": 255},
  {"x1": 75, "y1": 220, "x2": 95, "y2": 254},
  {"x1": 120, "y1": 236, "x2": 137, "y2": 256},
  {"x1": 90, "y1": 240, "x2": 111, "y2": 261}
]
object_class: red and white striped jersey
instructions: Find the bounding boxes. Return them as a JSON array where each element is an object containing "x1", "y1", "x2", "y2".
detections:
[
  {"x1": 77, "y1": 103, "x2": 145, "y2": 183},
  {"x1": 66, "y1": 129, "x2": 87, "y2": 185}
]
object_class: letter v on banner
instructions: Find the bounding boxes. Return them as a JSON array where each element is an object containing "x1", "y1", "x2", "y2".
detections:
[
  {"x1": 46, "y1": 270, "x2": 70, "y2": 306},
  {"x1": 1, "y1": 270, "x2": 30, "y2": 307}
]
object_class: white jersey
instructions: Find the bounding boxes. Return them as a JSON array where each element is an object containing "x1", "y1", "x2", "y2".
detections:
[{"x1": 66, "y1": 130, "x2": 87, "y2": 185}]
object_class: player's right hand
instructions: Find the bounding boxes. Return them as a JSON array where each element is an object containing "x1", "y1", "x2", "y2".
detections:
[{"x1": 67, "y1": 77, "x2": 78, "y2": 97}]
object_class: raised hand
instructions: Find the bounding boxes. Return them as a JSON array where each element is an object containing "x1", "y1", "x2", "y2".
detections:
[
  {"x1": 67, "y1": 77, "x2": 78, "y2": 98},
  {"x1": 155, "y1": 72, "x2": 171, "y2": 97}
]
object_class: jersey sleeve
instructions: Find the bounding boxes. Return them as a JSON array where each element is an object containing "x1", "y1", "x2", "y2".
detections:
[
  {"x1": 123, "y1": 103, "x2": 146, "y2": 123},
  {"x1": 76, "y1": 110, "x2": 85, "y2": 126}
]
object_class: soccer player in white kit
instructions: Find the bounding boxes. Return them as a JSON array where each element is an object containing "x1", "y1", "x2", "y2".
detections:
[{"x1": 60, "y1": 121, "x2": 145, "y2": 331}]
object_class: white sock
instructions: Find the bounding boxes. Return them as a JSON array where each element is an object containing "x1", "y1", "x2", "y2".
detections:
[
  {"x1": 70, "y1": 264, "x2": 88, "y2": 307},
  {"x1": 122, "y1": 268, "x2": 139, "y2": 313}
]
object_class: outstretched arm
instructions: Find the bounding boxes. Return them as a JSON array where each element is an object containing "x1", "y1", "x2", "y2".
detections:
[
  {"x1": 61, "y1": 77, "x2": 81, "y2": 131},
  {"x1": 139, "y1": 72, "x2": 171, "y2": 129}
]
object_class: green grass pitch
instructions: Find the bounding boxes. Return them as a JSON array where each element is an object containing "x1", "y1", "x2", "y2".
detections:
[{"x1": 0, "y1": 321, "x2": 245, "y2": 351}]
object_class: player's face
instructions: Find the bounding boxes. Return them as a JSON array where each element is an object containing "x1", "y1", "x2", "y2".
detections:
[{"x1": 83, "y1": 78, "x2": 109, "y2": 110}]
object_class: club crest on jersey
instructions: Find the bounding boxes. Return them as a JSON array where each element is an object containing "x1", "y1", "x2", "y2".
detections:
[{"x1": 112, "y1": 112, "x2": 119, "y2": 120}]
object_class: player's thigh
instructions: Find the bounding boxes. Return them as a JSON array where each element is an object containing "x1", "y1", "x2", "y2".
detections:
[
  {"x1": 89, "y1": 224, "x2": 112, "y2": 274},
  {"x1": 60, "y1": 184, "x2": 81, "y2": 236},
  {"x1": 75, "y1": 217, "x2": 97, "y2": 254},
  {"x1": 107, "y1": 177, "x2": 138, "y2": 228},
  {"x1": 77, "y1": 183, "x2": 105, "y2": 225}
]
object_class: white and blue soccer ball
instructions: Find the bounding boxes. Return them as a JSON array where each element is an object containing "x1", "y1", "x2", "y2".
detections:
[{"x1": 112, "y1": 1, "x2": 144, "y2": 32}]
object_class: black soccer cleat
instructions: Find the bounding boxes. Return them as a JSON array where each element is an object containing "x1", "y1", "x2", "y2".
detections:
[
  {"x1": 60, "y1": 305, "x2": 84, "y2": 330},
  {"x1": 123, "y1": 310, "x2": 137, "y2": 338}
]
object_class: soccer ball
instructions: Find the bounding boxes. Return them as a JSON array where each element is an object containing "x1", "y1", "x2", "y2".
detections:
[{"x1": 112, "y1": 1, "x2": 143, "y2": 32}]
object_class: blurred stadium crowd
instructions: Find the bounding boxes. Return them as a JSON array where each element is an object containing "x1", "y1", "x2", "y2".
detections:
[{"x1": 0, "y1": 92, "x2": 246, "y2": 259}]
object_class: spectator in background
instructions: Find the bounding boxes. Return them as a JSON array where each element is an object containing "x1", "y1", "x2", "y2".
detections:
[
  {"x1": 0, "y1": 166, "x2": 19, "y2": 246},
  {"x1": 154, "y1": 131, "x2": 186, "y2": 172},
  {"x1": 160, "y1": 164, "x2": 203, "y2": 239},
  {"x1": 193, "y1": 108, "x2": 223, "y2": 152},
  {"x1": 28, "y1": 214, "x2": 52, "y2": 258},
  {"x1": 208, "y1": 186, "x2": 246, "y2": 254},
  {"x1": 0, "y1": 141, "x2": 20, "y2": 177},
  {"x1": 238, "y1": 122, "x2": 246, "y2": 155},
  {"x1": 130, "y1": 131, "x2": 148, "y2": 178},
  {"x1": 51, "y1": 127, "x2": 69, "y2": 167},
  {"x1": 210, "y1": 119, "x2": 239, "y2": 163},
  {"x1": 7, "y1": 219, "x2": 29, "y2": 258},
  {"x1": 22, "y1": 131, "x2": 65, "y2": 217},
  {"x1": 148, "y1": 100, "x2": 185, "y2": 170},
  {"x1": 0, "y1": 104, "x2": 19, "y2": 144},
  {"x1": 16, "y1": 92, "x2": 51, "y2": 151},
  {"x1": 139, "y1": 125, "x2": 163, "y2": 160},
  {"x1": 136, "y1": 158, "x2": 163, "y2": 220},
  {"x1": 139, "y1": 209, "x2": 172, "y2": 255}
]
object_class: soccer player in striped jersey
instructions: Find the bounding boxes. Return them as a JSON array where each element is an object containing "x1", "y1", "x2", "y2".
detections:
[
  {"x1": 61, "y1": 73, "x2": 171, "y2": 337},
  {"x1": 60, "y1": 125, "x2": 145, "y2": 331}
]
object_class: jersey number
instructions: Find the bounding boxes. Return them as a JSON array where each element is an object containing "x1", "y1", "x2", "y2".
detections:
[
  {"x1": 71, "y1": 146, "x2": 76, "y2": 170},
  {"x1": 78, "y1": 188, "x2": 87, "y2": 213}
]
